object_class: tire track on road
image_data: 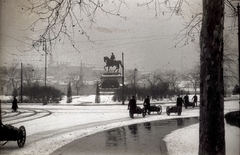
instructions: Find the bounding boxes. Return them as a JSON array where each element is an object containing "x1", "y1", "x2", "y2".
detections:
[
  {"x1": 2, "y1": 111, "x2": 25, "y2": 119},
  {"x1": 2, "y1": 110, "x2": 21, "y2": 118},
  {"x1": 2, "y1": 109, "x2": 52, "y2": 125},
  {"x1": 2, "y1": 109, "x2": 37, "y2": 121}
]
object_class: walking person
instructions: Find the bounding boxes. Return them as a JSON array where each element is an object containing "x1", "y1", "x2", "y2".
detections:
[
  {"x1": 12, "y1": 96, "x2": 18, "y2": 112},
  {"x1": 176, "y1": 95, "x2": 183, "y2": 113},
  {"x1": 143, "y1": 96, "x2": 150, "y2": 114},
  {"x1": 128, "y1": 96, "x2": 137, "y2": 118},
  {"x1": 184, "y1": 94, "x2": 189, "y2": 106},
  {"x1": 192, "y1": 94, "x2": 198, "y2": 107}
]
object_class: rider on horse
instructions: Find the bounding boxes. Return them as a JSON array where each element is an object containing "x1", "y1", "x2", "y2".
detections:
[
  {"x1": 104, "y1": 54, "x2": 122, "y2": 73},
  {"x1": 110, "y1": 53, "x2": 115, "y2": 66}
]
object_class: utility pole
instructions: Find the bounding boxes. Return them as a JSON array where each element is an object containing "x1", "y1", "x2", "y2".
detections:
[
  {"x1": 43, "y1": 38, "x2": 48, "y2": 105},
  {"x1": 20, "y1": 62, "x2": 23, "y2": 103},
  {"x1": 134, "y1": 68, "x2": 137, "y2": 96},
  {"x1": 122, "y1": 52, "x2": 124, "y2": 105}
]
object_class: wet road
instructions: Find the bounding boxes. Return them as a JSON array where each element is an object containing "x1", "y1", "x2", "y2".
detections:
[{"x1": 51, "y1": 117, "x2": 199, "y2": 155}]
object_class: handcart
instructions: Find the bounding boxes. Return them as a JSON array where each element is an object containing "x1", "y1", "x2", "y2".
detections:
[
  {"x1": 0, "y1": 123, "x2": 26, "y2": 148},
  {"x1": 166, "y1": 106, "x2": 182, "y2": 116},
  {"x1": 129, "y1": 106, "x2": 146, "y2": 118},
  {"x1": 147, "y1": 105, "x2": 162, "y2": 115}
]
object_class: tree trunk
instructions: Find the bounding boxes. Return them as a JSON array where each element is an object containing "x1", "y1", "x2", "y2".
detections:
[{"x1": 199, "y1": 0, "x2": 225, "y2": 154}]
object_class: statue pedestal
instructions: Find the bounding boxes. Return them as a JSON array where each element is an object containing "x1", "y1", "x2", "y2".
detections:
[{"x1": 99, "y1": 73, "x2": 122, "y2": 95}]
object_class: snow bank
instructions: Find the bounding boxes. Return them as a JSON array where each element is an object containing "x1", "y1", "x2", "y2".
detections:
[
  {"x1": 164, "y1": 100, "x2": 240, "y2": 155},
  {"x1": 59, "y1": 95, "x2": 120, "y2": 105},
  {"x1": 58, "y1": 95, "x2": 176, "y2": 105},
  {"x1": 163, "y1": 123, "x2": 239, "y2": 155}
]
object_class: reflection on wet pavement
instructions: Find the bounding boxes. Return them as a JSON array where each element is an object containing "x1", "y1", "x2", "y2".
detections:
[{"x1": 52, "y1": 117, "x2": 199, "y2": 155}]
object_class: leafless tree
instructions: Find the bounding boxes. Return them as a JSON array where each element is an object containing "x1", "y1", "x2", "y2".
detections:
[
  {"x1": 68, "y1": 72, "x2": 84, "y2": 95},
  {"x1": 23, "y1": 65, "x2": 40, "y2": 87},
  {"x1": 0, "y1": 68, "x2": 7, "y2": 95},
  {"x1": 181, "y1": 65, "x2": 200, "y2": 94},
  {"x1": 223, "y1": 33, "x2": 238, "y2": 95},
  {"x1": 4, "y1": 63, "x2": 20, "y2": 91},
  {"x1": 145, "y1": 70, "x2": 167, "y2": 98},
  {"x1": 165, "y1": 69, "x2": 180, "y2": 93},
  {"x1": 146, "y1": 70, "x2": 164, "y2": 86},
  {"x1": 21, "y1": 0, "x2": 127, "y2": 51}
]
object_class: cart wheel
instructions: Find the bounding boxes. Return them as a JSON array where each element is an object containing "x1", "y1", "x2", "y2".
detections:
[
  {"x1": 17, "y1": 126, "x2": 26, "y2": 148},
  {"x1": 157, "y1": 105, "x2": 162, "y2": 115},
  {"x1": 166, "y1": 106, "x2": 170, "y2": 116}
]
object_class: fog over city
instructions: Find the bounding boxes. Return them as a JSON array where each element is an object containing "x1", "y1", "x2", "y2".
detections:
[{"x1": 0, "y1": 0, "x2": 209, "y2": 72}]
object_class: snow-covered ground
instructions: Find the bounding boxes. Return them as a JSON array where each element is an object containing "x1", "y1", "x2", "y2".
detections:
[{"x1": 1, "y1": 95, "x2": 239, "y2": 155}]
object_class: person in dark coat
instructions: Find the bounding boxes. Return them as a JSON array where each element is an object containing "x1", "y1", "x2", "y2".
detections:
[
  {"x1": 143, "y1": 96, "x2": 150, "y2": 114},
  {"x1": 128, "y1": 96, "x2": 137, "y2": 118},
  {"x1": 176, "y1": 95, "x2": 183, "y2": 107},
  {"x1": 184, "y1": 94, "x2": 189, "y2": 106},
  {"x1": 12, "y1": 96, "x2": 18, "y2": 112},
  {"x1": 192, "y1": 94, "x2": 198, "y2": 107},
  {"x1": 176, "y1": 95, "x2": 183, "y2": 114}
]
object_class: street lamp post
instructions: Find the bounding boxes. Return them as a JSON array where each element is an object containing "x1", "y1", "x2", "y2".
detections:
[
  {"x1": 122, "y1": 52, "x2": 125, "y2": 105},
  {"x1": 134, "y1": 68, "x2": 137, "y2": 96},
  {"x1": 21, "y1": 63, "x2": 23, "y2": 103}
]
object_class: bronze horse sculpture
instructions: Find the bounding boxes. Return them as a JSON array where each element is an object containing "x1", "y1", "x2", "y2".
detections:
[{"x1": 104, "y1": 56, "x2": 123, "y2": 73}]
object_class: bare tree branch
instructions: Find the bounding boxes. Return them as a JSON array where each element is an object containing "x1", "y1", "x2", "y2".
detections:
[{"x1": 21, "y1": 0, "x2": 127, "y2": 52}]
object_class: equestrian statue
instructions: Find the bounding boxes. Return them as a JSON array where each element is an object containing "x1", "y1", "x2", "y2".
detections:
[{"x1": 104, "y1": 53, "x2": 123, "y2": 73}]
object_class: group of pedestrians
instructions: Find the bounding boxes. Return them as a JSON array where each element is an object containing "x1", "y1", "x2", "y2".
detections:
[
  {"x1": 128, "y1": 94, "x2": 198, "y2": 118},
  {"x1": 176, "y1": 94, "x2": 198, "y2": 107},
  {"x1": 127, "y1": 95, "x2": 150, "y2": 118},
  {"x1": 128, "y1": 95, "x2": 151, "y2": 118}
]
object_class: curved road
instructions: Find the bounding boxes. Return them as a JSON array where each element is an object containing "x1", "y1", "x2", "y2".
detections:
[{"x1": 51, "y1": 117, "x2": 199, "y2": 155}]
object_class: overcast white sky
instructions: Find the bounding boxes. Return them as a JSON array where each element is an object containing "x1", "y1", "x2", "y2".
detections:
[{"x1": 0, "y1": 0, "x2": 237, "y2": 72}]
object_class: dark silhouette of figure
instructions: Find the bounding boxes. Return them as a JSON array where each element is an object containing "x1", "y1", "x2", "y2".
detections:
[
  {"x1": 176, "y1": 95, "x2": 183, "y2": 115},
  {"x1": 128, "y1": 96, "x2": 137, "y2": 118},
  {"x1": 103, "y1": 56, "x2": 122, "y2": 73},
  {"x1": 143, "y1": 96, "x2": 150, "y2": 114},
  {"x1": 192, "y1": 94, "x2": 198, "y2": 106},
  {"x1": 12, "y1": 96, "x2": 18, "y2": 112},
  {"x1": 184, "y1": 94, "x2": 189, "y2": 106},
  {"x1": 176, "y1": 95, "x2": 183, "y2": 107},
  {"x1": 110, "y1": 53, "x2": 115, "y2": 67}
]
